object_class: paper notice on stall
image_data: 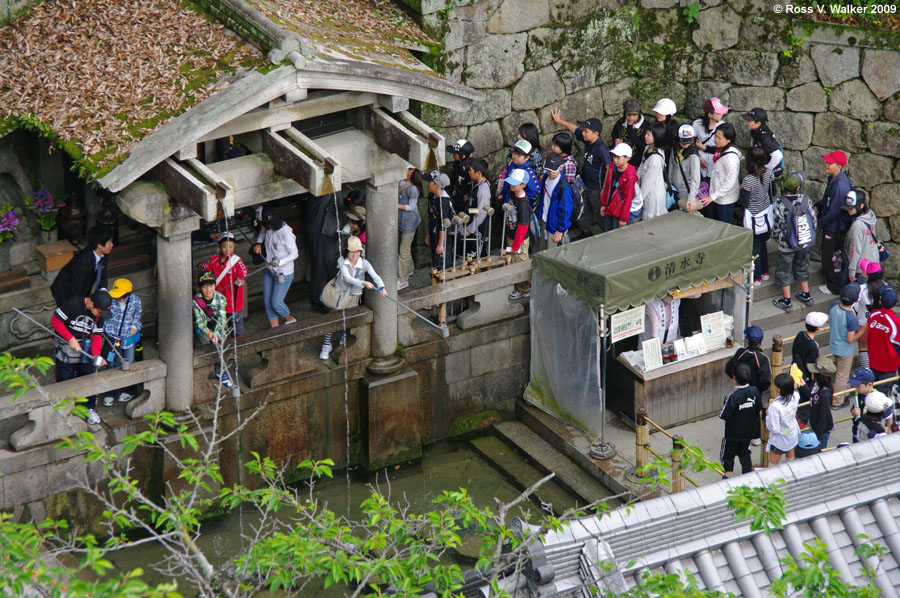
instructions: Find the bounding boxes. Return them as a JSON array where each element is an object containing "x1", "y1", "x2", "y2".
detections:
[
  {"x1": 673, "y1": 338, "x2": 688, "y2": 361},
  {"x1": 642, "y1": 337, "x2": 663, "y2": 371},
  {"x1": 685, "y1": 333, "x2": 708, "y2": 357},
  {"x1": 700, "y1": 311, "x2": 726, "y2": 350},
  {"x1": 611, "y1": 305, "x2": 645, "y2": 343}
]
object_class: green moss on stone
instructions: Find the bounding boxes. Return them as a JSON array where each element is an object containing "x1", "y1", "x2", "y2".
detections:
[{"x1": 449, "y1": 410, "x2": 502, "y2": 436}]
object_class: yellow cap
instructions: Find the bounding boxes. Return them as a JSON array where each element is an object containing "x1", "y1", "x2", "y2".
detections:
[{"x1": 109, "y1": 278, "x2": 133, "y2": 298}]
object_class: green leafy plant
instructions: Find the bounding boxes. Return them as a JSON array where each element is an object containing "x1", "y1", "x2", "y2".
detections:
[{"x1": 683, "y1": 1, "x2": 700, "y2": 25}]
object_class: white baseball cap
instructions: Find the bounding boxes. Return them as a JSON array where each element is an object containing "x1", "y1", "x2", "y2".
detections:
[
  {"x1": 678, "y1": 124, "x2": 695, "y2": 141},
  {"x1": 652, "y1": 98, "x2": 677, "y2": 116},
  {"x1": 610, "y1": 143, "x2": 633, "y2": 158},
  {"x1": 505, "y1": 168, "x2": 528, "y2": 186},
  {"x1": 512, "y1": 139, "x2": 533, "y2": 155},
  {"x1": 865, "y1": 392, "x2": 892, "y2": 413},
  {"x1": 805, "y1": 312, "x2": 828, "y2": 328}
]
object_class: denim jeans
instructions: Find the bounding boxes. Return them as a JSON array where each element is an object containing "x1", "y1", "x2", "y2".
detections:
[
  {"x1": 753, "y1": 233, "x2": 770, "y2": 280},
  {"x1": 263, "y1": 268, "x2": 294, "y2": 319},
  {"x1": 716, "y1": 203, "x2": 735, "y2": 225}
]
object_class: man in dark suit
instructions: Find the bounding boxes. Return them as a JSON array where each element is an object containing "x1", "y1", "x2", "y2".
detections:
[{"x1": 51, "y1": 226, "x2": 114, "y2": 307}]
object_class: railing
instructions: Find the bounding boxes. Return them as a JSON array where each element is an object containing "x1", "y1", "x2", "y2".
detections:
[
  {"x1": 0, "y1": 359, "x2": 167, "y2": 451},
  {"x1": 189, "y1": 260, "x2": 532, "y2": 402},
  {"x1": 635, "y1": 407, "x2": 725, "y2": 492}
]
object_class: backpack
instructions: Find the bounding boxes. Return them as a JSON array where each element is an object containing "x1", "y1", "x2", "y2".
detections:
[
  {"x1": 780, "y1": 195, "x2": 816, "y2": 250},
  {"x1": 571, "y1": 175, "x2": 586, "y2": 223}
]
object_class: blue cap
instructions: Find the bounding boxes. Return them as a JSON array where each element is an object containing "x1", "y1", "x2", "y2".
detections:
[
  {"x1": 798, "y1": 431, "x2": 819, "y2": 450},
  {"x1": 848, "y1": 366, "x2": 875, "y2": 386},
  {"x1": 743, "y1": 326, "x2": 763, "y2": 342},
  {"x1": 879, "y1": 285, "x2": 898, "y2": 309}
]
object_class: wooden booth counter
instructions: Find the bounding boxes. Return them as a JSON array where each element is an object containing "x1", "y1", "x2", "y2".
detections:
[{"x1": 608, "y1": 345, "x2": 737, "y2": 429}]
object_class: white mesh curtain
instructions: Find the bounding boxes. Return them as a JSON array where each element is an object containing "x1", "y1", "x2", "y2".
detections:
[{"x1": 524, "y1": 271, "x2": 602, "y2": 439}]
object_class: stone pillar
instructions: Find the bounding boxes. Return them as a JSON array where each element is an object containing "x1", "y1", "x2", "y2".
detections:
[
  {"x1": 157, "y1": 230, "x2": 195, "y2": 412},
  {"x1": 365, "y1": 181, "x2": 404, "y2": 375}
]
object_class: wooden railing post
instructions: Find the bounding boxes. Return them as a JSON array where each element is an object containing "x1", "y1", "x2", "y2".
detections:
[
  {"x1": 635, "y1": 407, "x2": 649, "y2": 476},
  {"x1": 762, "y1": 335, "x2": 782, "y2": 468},
  {"x1": 671, "y1": 434, "x2": 685, "y2": 493}
]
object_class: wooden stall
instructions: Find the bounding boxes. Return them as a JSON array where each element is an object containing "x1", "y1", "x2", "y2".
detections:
[{"x1": 527, "y1": 212, "x2": 754, "y2": 439}]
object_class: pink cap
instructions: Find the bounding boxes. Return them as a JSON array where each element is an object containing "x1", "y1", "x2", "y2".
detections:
[
  {"x1": 710, "y1": 97, "x2": 729, "y2": 115},
  {"x1": 858, "y1": 258, "x2": 882, "y2": 275}
]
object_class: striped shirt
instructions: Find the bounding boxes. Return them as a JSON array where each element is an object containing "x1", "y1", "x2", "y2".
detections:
[{"x1": 741, "y1": 169, "x2": 773, "y2": 215}]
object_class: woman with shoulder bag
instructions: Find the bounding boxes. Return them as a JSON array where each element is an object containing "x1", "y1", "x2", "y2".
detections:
[
  {"x1": 319, "y1": 235, "x2": 387, "y2": 361},
  {"x1": 740, "y1": 147, "x2": 774, "y2": 286}
]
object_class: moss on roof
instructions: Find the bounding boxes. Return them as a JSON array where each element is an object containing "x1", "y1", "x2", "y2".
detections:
[
  {"x1": 247, "y1": 0, "x2": 438, "y2": 73},
  {"x1": 0, "y1": 0, "x2": 266, "y2": 180}
]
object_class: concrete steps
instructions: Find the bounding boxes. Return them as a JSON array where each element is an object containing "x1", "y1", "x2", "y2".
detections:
[
  {"x1": 750, "y1": 240, "x2": 835, "y2": 364},
  {"x1": 492, "y1": 421, "x2": 615, "y2": 505},
  {"x1": 469, "y1": 433, "x2": 579, "y2": 515}
]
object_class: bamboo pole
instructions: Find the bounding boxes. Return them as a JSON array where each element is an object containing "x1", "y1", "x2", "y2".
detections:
[
  {"x1": 671, "y1": 434, "x2": 685, "y2": 493},
  {"x1": 762, "y1": 335, "x2": 783, "y2": 467},
  {"x1": 635, "y1": 407, "x2": 649, "y2": 476}
]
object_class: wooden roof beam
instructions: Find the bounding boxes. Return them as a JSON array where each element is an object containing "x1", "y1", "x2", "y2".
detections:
[
  {"x1": 152, "y1": 158, "x2": 233, "y2": 221},
  {"x1": 261, "y1": 127, "x2": 341, "y2": 197},
  {"x1": 351, "y1": 107, "x2": 444, "y2": 172}
]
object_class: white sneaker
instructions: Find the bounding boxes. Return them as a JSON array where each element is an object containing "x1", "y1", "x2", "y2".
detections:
[
  {"x1": 102, "y1": 395, "x2": 114, "y2": 407},
  {"x1": 397, "y1": 280, "x2": 409, "y2": 291},
  {"x1": 117, "y1": 391, "x2": 134, "y2": 403},
  {"x1": 818, "y1": 284, "x2": 837, "y2": 296},
  {"x1": 753, "y1": 279, "x2": 762, "y2": 287},
  {"x1": 750, "y1": 438, "x2": 761, "y2": 446},
  {"x1": 86, "y1": 409, "x2": 101, "y2": 425},
  {"x1": 319, "y1": 343, "x2": 332, "y2": 360},
  {"x1": 761, "y1": 273, "x2": 770, "y2": 281},
  {"x1": 509, "y1": 290, "x2": 530, "y2": 300}
]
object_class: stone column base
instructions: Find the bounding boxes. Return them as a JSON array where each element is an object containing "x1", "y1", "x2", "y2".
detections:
[
  {"x1": 366, "y1": 355, "x2": 406, "y2": 376},
  {"x1": 362, "y1": 368, "x2": 421, "y2": 470}
]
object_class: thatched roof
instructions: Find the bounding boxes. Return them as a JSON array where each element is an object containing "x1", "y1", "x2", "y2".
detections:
[
  {"x1": 0, "y1": 0, "x2": 266, "y2": 178},
  {"x1": 0, "y1": 0, "x2": 449, "y2": 183}
]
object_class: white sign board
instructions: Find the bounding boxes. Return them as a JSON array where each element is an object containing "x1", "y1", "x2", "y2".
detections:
[
  {"x1": 642, "y1": 337, "x2": 663, "y2": 371},
  {"x1": 611, "y1": 305, "x2": 645, "y2": 343},
  {"x1": 700, "y1": 311, "x2": 727, "y2": 350}
]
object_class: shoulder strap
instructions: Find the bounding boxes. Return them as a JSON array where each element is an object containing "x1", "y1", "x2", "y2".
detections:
[
  {"x1": 193, "y1": 296, "x2": 215, "y2": 319},
  {"x1": 215, "y1": 254, "x2": 241, "y2": 286},
  {"x1": 864, "y1": 221, "x2": 879, "y2": 244},
  {"x1": 116, "y1": 295, "x2": 131, "y2": 338}
]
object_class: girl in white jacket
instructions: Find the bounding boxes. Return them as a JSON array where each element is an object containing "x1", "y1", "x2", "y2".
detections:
[
  {"x1": 698, "y1": 122, "x2": 742, "y2": 225},
  {"x1": 766, "y1": 373, "x2": 805, "y2": 464},
  {"x1": 638, "y1": 122, "x2": 668, "y2": 220},
  {"x1": 253, "y1": 207, "x2": 299, "y2": 328}
]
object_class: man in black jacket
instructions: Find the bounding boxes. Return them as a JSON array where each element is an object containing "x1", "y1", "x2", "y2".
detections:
[
  {"x1": 724, "y1": 326, "x2": 771, "y2": 447},
  {"x1": 50, "y1": 226, "x2": 113, "y2": 307},
  {"x1": 814, "y1": 150, "x2": 852, "y2": 295},
  {"x1": 724, "y1": 326, "x2": 772, "y2": 396},
  {"x1": 719, "y1": 364, "x2": 761, "y2": 477}
]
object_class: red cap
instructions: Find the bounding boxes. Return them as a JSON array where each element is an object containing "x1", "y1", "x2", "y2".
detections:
[{"x1": 822, "y1": 150, "x2": 847, "y2": 167}]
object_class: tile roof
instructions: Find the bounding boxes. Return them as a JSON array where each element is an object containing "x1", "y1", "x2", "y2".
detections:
[{"x1": 504, "y1": 434, "x2": 900, "y2": 597}]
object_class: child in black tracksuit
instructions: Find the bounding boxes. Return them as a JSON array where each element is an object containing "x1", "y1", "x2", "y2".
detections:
[{"x1": 719, "y1": 364, "x2": 762, "y2": 476}]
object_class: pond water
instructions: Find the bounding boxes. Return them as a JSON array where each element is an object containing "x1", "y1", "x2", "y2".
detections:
[{"x1": 107, "y1": 437, "x2": 600, "y2": 594}]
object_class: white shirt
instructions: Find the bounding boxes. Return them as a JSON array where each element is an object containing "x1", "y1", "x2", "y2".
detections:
[
  {"x1": 541, "y1": 176, "x2": 560, "y2": 223},
  {"x1": 766, "y1": 392, "x2": 800, "y2": 452}
]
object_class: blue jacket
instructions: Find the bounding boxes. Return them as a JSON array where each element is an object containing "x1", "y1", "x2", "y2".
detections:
[
  {"x1": 500, "y1": 159, "x2": 540, "y2": 208},
  {"x1": 815, "y1": 171, "x2": 851, "y2": 233},
  {"x1": 537, "y1": 176, "x2": 574, "y2": 234}
]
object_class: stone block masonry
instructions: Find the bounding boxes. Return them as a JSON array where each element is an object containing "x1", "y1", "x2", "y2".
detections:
[{"x1": 413, "y1": 1, "x2": 900, "y2": 263}]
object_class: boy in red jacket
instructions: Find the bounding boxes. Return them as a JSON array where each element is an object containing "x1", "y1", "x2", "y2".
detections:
[
  {"x1": 201, "y1": 232, "x2": 249, "y2": 337},
  {"x1": 866, "y1": 284, "x2": 900, "y2": 393},
  {"x1": 600, "y1": 143, "x2": 639, "y2": 231}
]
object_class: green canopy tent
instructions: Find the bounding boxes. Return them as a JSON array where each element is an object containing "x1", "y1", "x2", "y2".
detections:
[{"x1": 525, "y1": 212, "x2": 753, "y2": 451}]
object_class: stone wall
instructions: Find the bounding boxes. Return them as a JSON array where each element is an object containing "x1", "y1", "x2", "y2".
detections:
[{"x1": 412, "y1": 0, "x2": 900, "y2": 269}]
